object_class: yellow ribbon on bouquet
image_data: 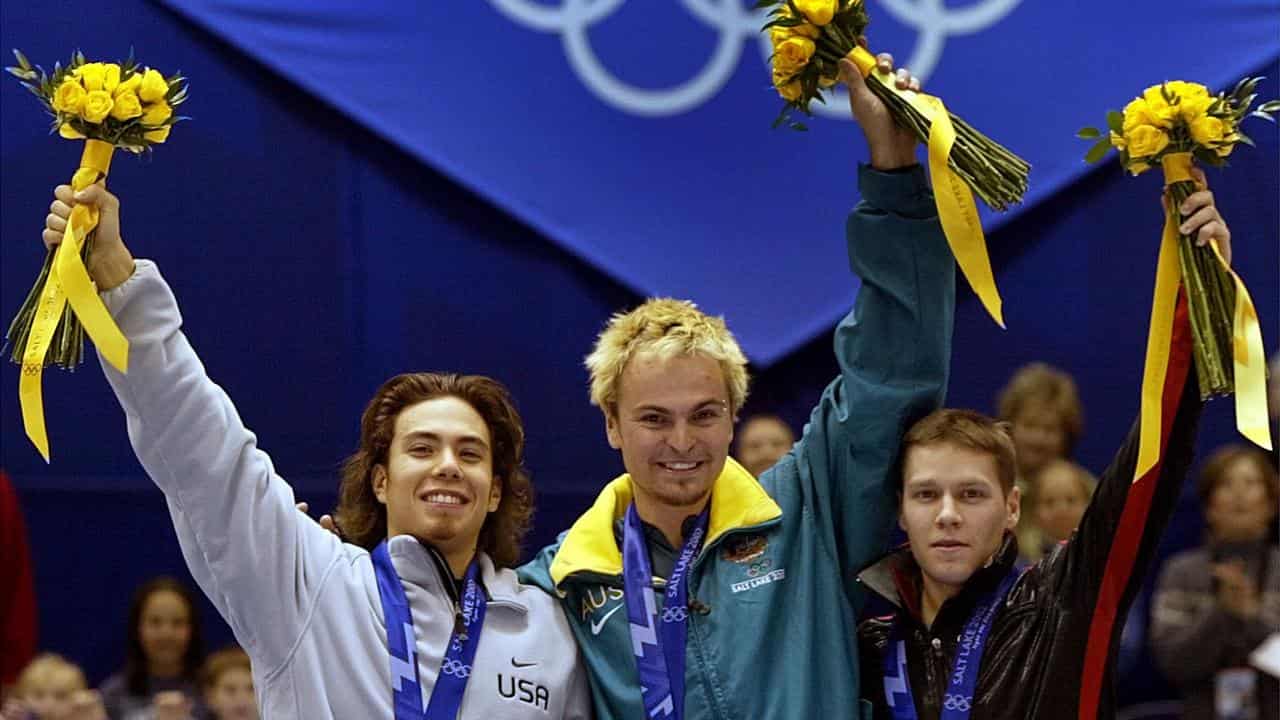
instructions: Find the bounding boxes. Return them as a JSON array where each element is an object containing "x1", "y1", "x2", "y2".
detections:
[
  {"x1": 20, "y1": 139, "x2": 130, "y2": 462},
  {"x1": 1133, "y1": 153, "x2": 1271, "y2": 483},
  {"x1": 846, "y1": 46, "x2": 1005, "y2": 328}
]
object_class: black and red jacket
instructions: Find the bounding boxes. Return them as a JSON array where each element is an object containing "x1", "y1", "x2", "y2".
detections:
[{"x1": 857, "y1": 302, "x2": 1201, "y2": 720}]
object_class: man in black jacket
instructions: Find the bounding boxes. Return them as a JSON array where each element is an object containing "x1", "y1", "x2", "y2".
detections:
[{"x1": 856, "y1": 180, "x2": 1231, "y2": 720}]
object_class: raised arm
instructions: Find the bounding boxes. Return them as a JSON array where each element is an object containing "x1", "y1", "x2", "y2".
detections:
[
  {"x1": 46, "y1": 185, "x2": 346, "y2": 674},
  {"x1": 777, "y1": 53, "x2": 954, "y2": 582},
  {"x1": 1045, "y1": 175, "x2": 1232, "y2": 611}
]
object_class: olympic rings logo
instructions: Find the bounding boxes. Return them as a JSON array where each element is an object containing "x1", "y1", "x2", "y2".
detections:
[
  {"x1": 661, "y1": 606, "x2": 689, "y2": 623},
  {"x1": 441, "y1": 658, "x2": 472, "y2": 678},
  {"x1": 746, "y1": 558, "x2": 773, "y2": 577},
  {"x1": 488, "y1": 0, "x2": 1022, "y2": 118},
  {"x1": 943, "y1": 694, "x2": 972, "y2": 712}
]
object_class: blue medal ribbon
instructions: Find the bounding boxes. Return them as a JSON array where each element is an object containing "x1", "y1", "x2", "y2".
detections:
[
  {"x1": 372, "y1": 540, "x2": 488, "y2": 720},
  {"x1": 622, "y1": 502, "x2": 708, "y2": 720},
  {"x1": 882, "y1": 569, "x2": 1019, "y2": 720}
]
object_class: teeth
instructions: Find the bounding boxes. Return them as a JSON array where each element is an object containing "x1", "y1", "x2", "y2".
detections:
[
  {"x1": 662, "y1": 462, "x2": 698, "y2": 471},
  {"x1": 426, "y1": 493, "x2": 463, "y2": 505}
]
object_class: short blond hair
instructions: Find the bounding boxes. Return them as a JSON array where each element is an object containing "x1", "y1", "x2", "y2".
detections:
[
  {"x1": 201, "y1": 646, "x2": 252, "y2": 690},
  {"x1": 586, "y1": 298, "x2": 749, "y2": 415},
  {"x1": 15, "y1": 654, "x2": 87, "y2": 697}
]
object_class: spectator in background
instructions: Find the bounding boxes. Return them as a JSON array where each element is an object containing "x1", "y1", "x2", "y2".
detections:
[
  {"x1": 199, "y1": 648, "x2": 256, "y2": 720},
  {"x1": 0, "y1": 470, "x2": 38, "y2": 695},
  {"x1": 2, "y1": 653, "x2": 106, "y2": 720},
  {"x1": 1017, "y1": 458, "x2": 1097, "y2": 563},
  {"x1": 99, "y1": 578, "x2": 206, "y2": 720},
  {"x1": 733, "y1": 413, "x2": 796, "y2": 477},
  {"x1": 1151, "y1": 445, "x2": 1280, "y2": 720},
  {"x1": 996, "y1": 362, "x2": 1084, "y2": 482},
  {"x1": 997, "y1": 363, "x2": 1085, "y2": 569}
]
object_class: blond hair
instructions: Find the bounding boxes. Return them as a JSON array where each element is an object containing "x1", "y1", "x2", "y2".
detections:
[
  {"x1": 15, "y1": 654, "x2": 87, "y2": 697},
  {"x1": 586, "y1": 298, "x2": 749, "y2": 415},
  {"x1": 201, "y1": 646, "x2": 252, "y2": 690},
  {"x1": 996, "y1": 363, "x2": 1085, "y2": 452}
]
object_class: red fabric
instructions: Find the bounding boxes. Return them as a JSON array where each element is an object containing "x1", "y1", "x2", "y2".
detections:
[
  {"x1": 0, "y1": 469, "x2": 38, "y2": 687},
  {"x1": 1076, "y1": 299, "x2": 1193, "y2": 720}
]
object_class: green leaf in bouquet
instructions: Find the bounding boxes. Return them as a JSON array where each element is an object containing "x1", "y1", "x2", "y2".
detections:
[
  {"x1": 12, "y1": 48, "x2": 32, "y2": 70},
  {"x1": 753, "y1": 0, "x2": 776, "y2": 9},
  {"x1": 1235, "y1": 77, "x2": 1261, "y2": 100},
  {"x1": 1106, "y1": 110, "x2": 1123, "y2": 134},
  {"x1": 1258, "y1": 99, "x2": 1280, "y2": 113},
  {"x1": 1192, "y1": 146, "x2": 1222, "y2": 167},
  {"x1": 1249, "y1": 110, "x2": 1277, "y2": 123},
  {"x1": 1077, "y1": 126, "x2": 1101, "y2": 139},
  {"x1": 73, "y1": 49, "x2": 85, "y2": 67},
  {"x1": 1236, "y1": 131, "x2": 1255, "y2": 147},
  {"x1": 1084, "y1": 136, "x2": 1112, "y2": 164}
]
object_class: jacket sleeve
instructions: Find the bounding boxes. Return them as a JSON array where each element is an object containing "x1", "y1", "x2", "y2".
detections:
[
  {"x1": 1150, "y1": 553, "x2": 1236, "y2": 688},
  {"x1": 97, "y1": 260, "x2": 346, "y2": 675},
  {"x1": 1047, "y1": 298, "x2": 1202, "y2": 619},
  {"x1": 784, "y1": 164, "x2": 954, "y2": 584}
]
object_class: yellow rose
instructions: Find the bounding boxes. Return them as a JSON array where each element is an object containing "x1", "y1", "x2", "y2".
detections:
[
  {"x1": 80, "y1": 90, "x2": 114, "y2": 123},
  {"x1": 110, "y1": 91, "x2": 143, "y2": 121},
  {"x1": 1125, "y1": 124, "x2": 1170, "y2": 158},
  {"x1": 138, "y1": 69, "x2": 169, "y2": 103},
  {"x1": 1189, "y1": 115, "x2": 1225, "y2": 146},
  {"x1": 775, "y1": 79, "x2": 803, "y2": 102},
  {"x1": 143, "y1": 126, "x2": 171, "y2": 144},
  {"x1": 774, "y1": 36, "x2": 816, "y2": 74},
  {"x1": 114, "y1": 73, "x2": 142, "y2": 97},
  {"x1": 1108, "y1": 131, "x2": 1126, "y2": 151},
  {"x1": 77, "y1": 63, "x2": 107, "y2": 92},
  {"x1": 52, "y1": 79, "x2": 87, "y2": 114},
  {"x1": 103, "y1": 64, "x2": 121, "y2": 93},
  {"x1": 794, "y1": 0, "x2": 838, "y2": 26},
  {"x1": 769, "y1": 22, "x2": 819, "y2": 47},
  {"x1": 1139, "y1": 85, "x2": 1178, "y2": 128},
  {"x1": 1216, "y1": 142, "x2": 1234, "y2": 158},
  {"x1": 1178, "y1": 93, "x2": 1213, "y2": 122},
  {"x1": 141, "y1": 101, "x2": 173, "y2": 125},
  {"x1": 58, "y1": 122, "x2": 85, "y2": 140}
]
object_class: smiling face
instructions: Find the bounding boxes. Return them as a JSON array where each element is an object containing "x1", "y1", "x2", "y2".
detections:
[
  {"x1": 1206, "y1": 455, "x2": 1278, "y2": 542},
  {"x1": 1034, "y1": 461, "x2": 1091, "y2": 543},
  {"x1": 205, "y1": 666, "x2": 257, "y2": 720},
  {"x1": 373, "y1": 396, "x2": 502, "y2": 570},
  {"x1": 139, "y1": 589, "x2": 193, "y2": 675},
  {"x1": 735, "y1": 415, "x2": 794, "y2": 477},
  {"x1": 900, "y1": 443, "x2": 1021, "y2": 596},
  {"x1": 606, "y1": 352, "x2": 735, "y2": 523}
]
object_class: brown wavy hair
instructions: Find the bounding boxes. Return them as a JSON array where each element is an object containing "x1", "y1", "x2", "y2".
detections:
[
  {"x1": 996, "y1": 362, "x2": 1084, "y2": 453},
  {"x1": 334, "y1": 373, "x2": 534, "y2": 568}
]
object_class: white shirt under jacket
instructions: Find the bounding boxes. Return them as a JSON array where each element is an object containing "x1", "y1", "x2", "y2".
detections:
[{"x1": 97, "y1": 260, "x2": 592, "y2": 719}]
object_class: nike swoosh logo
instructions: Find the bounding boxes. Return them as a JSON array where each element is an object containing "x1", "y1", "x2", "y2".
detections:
[
  {"x1": 511, "y1": 658, "x2": 538, "y2": 668},
  {"x1": 590, "y1": 603, "x2": 624, "y2": 635}
]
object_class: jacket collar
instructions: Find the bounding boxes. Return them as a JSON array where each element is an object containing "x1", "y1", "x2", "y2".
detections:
[
  {"x1": 385, "y1": 535, "x2": 528, "y2": 613},
  {"x1": 548, "y1": 457, "x2": 783, "y2": 588},
  {"x1": 859, "y1": 532, "x2": 1020, "y2": 624}
]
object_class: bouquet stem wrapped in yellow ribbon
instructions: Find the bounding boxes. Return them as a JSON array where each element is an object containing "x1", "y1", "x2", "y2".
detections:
[
  {"x1": 5, "y1": 49, "x2": 188, "y2": 460},
  {"x1": 760, "y1": 0, "x2": 1029, "y2": 327},
  {"x1": 1081, "y1": 79, "x2": 1277, "y2": 479}
]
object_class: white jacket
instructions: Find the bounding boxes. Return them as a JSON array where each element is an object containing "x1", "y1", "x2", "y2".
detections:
[{"x1": 98, "y1": 261, "x2": 592, "y2": 719}]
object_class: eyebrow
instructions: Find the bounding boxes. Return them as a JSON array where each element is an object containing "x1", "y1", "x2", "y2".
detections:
[
  {"x1": 400, "y1": 431, "x2": 490, "y2": 450},
  {"x1": 631, "y1": 400, "x2": 727, "y2": 415}
]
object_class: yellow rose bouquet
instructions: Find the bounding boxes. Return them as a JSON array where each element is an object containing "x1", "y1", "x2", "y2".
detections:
[
  {"x1": 4, "y1": 49, "x2": 188, "y2": 460},
  {"x1": 1079, "y1": 78, "x2": 1276, "y2": 477},
  {"x1": 760, "y1": 0, "x2": 1029, "y2": 327}
]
